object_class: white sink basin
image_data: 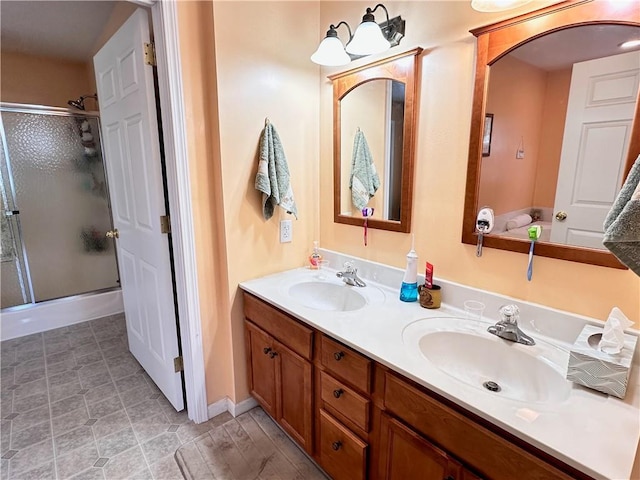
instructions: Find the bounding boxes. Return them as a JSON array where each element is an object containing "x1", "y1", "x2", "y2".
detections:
[
  {"x1": 288, "y1": 281, "x2": 367, "y2": 312},
  {"x1": 418, "y1": 330, "x2": 571, "y2": 404}
]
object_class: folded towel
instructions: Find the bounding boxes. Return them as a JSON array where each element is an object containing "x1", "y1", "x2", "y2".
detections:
[
  {"x1": 254, "y1": 120, "x2": 298, "y2": 220},
  {"x1": 603, "y1": 154, "x2": 640, "y2": 275},
  {"x1": 349, "y1": 129, "x2": 380, "y2": 210},
  {"x1": 506, "y1": 214, "x2": 532, "y2": 231}
]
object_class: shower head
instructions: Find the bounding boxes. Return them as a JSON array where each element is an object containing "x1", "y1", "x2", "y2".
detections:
[{"x1": 68, "y1": 94, "x2": 98, "y2": 111}]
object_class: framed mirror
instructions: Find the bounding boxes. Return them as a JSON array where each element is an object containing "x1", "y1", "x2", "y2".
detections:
[
  {"x1": 330, "y1": 48, "x2": 422, "y2": 233},
  {"x1": 462, "y1": 1, "x2": 640, "y2": 268}
]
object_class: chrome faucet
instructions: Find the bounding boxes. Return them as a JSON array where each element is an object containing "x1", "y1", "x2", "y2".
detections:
[
  {"x1": 336, "y1": 262, "x2": 366, "y2": 287},
  {"x1": 487, "y1": 304, "x2": 535, "y2": 346}
]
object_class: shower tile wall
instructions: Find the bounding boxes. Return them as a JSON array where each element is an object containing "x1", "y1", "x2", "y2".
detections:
[{"x1": 0, "y1": 315, "x2": 211, "y2": 479}]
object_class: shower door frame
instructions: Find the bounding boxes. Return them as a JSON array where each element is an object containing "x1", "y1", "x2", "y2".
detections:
[{"x1": 0, "y1": 102, "x2": 121, "y2": 308}]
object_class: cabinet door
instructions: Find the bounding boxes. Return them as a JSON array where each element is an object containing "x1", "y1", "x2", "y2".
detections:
[
  {"x1": 379, "y1": 413, "x2": 460, "y2": 480},
  {"x1": 245, "y1": 321, "x2": 277, "y2": 417},
  {"x1": 274, "y1": 339, "x2": 313, "y2": 453}
]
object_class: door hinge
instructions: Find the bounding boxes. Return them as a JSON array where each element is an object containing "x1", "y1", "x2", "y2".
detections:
[
  {"x1": 174, "y1": 356, "x2": 184, "y2": 372},
  {"x1": 160, "y1": 215, "x2": 171, "y2": 234},
  {"x1": 144, "y1": 42, "x2": 156, "y2": 66}
]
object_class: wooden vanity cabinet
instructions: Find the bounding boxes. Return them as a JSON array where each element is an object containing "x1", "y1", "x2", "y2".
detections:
[
  {"x1": 243, "y1": 295, "x2": 313, "y2": 453},
  {"x1": 243, "y1": 293, "x2": 590, "y2": 480},
  {"x1": 378, "y1": 413, "x2": 475, "y2": 480}
]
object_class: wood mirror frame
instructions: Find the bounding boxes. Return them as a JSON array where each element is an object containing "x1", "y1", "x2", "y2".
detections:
[
  {"x1": 462, "y1": 0, "x2": 640, "y2": 269},
  {"x1": 330, "y1": 48, "x2": 422, "y2": 233}
]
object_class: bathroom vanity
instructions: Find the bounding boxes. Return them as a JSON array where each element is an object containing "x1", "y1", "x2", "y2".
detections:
[{"x1": 239, "y1": 252, "x2": 640, "y2": 480}]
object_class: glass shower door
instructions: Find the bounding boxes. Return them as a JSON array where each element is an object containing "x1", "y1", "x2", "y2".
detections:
[
  {"x1": 0, "y1": 108, "x2": 119, "y2": 306},
  {"x1": 0, "y1": 131, "x2": 32, "y2": 308}
]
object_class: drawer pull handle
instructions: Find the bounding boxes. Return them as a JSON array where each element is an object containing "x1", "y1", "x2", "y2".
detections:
[
  {"x1": 263, "y1": 347, "x2": 271, "y2": 355},
  {"x1": 331, "y1": 441, "x2": 342, "y2": 451},
  {"x1": 333, "y1": 351, "x2": 345, "y2": 361},
  {"x1": 269, "y1": 351, "x2": 278, "y2": 359},
  {"x1": 333, "y1": 389, "x2": 344, "y2": 399},
  {"x1": 443, "y1": 476, "x2": 455, "y2": 480}
]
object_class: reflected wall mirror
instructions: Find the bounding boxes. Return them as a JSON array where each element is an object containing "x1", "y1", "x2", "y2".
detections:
[
  {"x1": 330, "y1": 47, "x2": 422, "y2": 233},
  {"x1": 463, "y1": 0, "x2": 640, "y2": 268}
]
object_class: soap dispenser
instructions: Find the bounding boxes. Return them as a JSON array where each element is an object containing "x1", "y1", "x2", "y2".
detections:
[
  {"x1": 309, "y1": 240, "x2": 322, "y2": 270},
  {"x1": 400, "y1": 235, "x2": 418, "y2": 302}
]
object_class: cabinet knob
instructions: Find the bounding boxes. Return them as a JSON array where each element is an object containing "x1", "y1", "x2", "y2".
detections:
[
  {"x1": 331, "y1": 441, "x2": 342, "y2": 451},
  {"x1": 269, "y1": 351, "x2": 278, "y2": 359},
  {"x1": 333, "y1": 389, "x2": 344, "y2": 399},
  {"x1": 263, "y1": 347, "x2": 271, "y2": 355},
  {"x1": 333, "y1": 351, "x2": 345, "y2": 361}
]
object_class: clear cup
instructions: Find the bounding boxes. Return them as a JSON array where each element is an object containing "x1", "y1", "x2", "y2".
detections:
[
  {"x1": 464, "y1": 300, "x2": 485, "y2": 321},
  {"x1": 316, "y1": 260, "x2": 330, "y2": 280}
]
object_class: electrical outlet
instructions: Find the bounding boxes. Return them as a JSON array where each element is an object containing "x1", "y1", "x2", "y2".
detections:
[{"x1": 280, "y1": 219, "x2": 292, "y2": 243}]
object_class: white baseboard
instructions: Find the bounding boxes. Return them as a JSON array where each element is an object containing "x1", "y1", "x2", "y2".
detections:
[
  {"x1": 207, "y1": 396, "x2": 259, "y2": 420},
  {"x1": 1, "y1": 289, "x2": 124, "y2": 341}
]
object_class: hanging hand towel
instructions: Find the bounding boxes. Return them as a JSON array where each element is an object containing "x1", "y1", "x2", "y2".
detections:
[
  {"x1": 603, "y1": 154, "x2": 640, "y2": 275},
  {"x1": 350, "y1": 128, "x2": 380, "y2": 210},
  {"x1": 254, "y1": 120, "x2": 298, "y2": 220}
]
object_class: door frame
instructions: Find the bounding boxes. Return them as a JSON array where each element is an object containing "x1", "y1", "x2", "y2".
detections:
[{"x1": 128, "y1": 0, "x2": 208, "y2": 423}]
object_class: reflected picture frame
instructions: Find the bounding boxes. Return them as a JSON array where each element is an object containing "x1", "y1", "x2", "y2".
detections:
[{"x1": 482, "y1": 113, "x2": 493, "y2": 157}]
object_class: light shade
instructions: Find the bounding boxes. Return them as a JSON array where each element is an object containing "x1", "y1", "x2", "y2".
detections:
[
  {"x1": 471, "y1": 0, "x2": 532, "y2": 12},
  {"x1": 346, "y1": 21, "x2": 390, "y2": 56},
  {"x1": 311, "y1": 34, "x2": 351, "y2": 66}
]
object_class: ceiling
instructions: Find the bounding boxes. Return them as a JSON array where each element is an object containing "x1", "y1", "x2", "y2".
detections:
[
  {"x1": 509, "y1": 24, "x2": 640, "y2": 71},
  {"x1": 1, "y1": 1, "x2": 119, "y2": 62}
]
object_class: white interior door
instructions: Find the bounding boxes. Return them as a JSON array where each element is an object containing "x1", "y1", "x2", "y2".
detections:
[
  {"x1": 550, "y1": 51, "x2": 640, "y2": 248},
  {"x1": 94, "y1": 8, "x2": 184, "y2": 411}
]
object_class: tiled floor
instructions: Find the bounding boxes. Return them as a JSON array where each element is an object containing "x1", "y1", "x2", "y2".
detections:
[
  {"x1": 0, "y1": 314, "x2": 223, "y2": 480},
  {"x1": 175, "y1": 407, "x2": 328, "y2": 480}
]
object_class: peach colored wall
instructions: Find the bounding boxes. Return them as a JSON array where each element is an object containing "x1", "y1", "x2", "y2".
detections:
[
  {"x1": 177, "y1": 1, "x2": 235, "y2": 406},
  {"x1": 178, "y1": 1, "x2": 320, "y2": 404},
  {"x1": 479, "y1": 55, "x2": 547, "y2": 216},
  {"x1": 318, "y1": 2, "x2": 639, "y2": 328},
  {"x1": 533, "y1": 67, "x2": 571, "y2": 207},
  {"x1": 0, "y1": 51, "x2": 93, "y2": 108}
]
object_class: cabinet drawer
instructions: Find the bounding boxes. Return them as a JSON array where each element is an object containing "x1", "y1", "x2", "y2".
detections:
[
  {"x1": 243, "y1": 293, "x2": 313, "y2": 359},
  {"x1": 383, "y1": 372, "x2": 573, "y2": 480},
  {"x1": 319, "y1": 409, "x2": 367, "y2": 480},
  {"x1": 320, "y1": 370, "x2": 370, "y2": 432},
  {"x1": 320, "y1": 335, "x2": 372, "y2": 393}
]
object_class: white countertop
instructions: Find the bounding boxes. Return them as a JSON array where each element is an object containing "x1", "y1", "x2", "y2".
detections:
[{"x1": 239, "y1": 254, "x2": 640, "y2": 480}]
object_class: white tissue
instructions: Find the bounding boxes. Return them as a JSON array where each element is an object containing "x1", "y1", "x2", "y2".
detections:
[
  {"x1": 599, "y1": 307, "x2": 634, "y2": 355},
  {"x1": 506, "y1": 214, "x2": 532, "y2": 231}
]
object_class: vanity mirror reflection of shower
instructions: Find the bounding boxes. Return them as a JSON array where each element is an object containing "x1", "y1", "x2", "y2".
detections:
[{"x1": 0, "y1": 106, "x2": 119, "y2": 309}]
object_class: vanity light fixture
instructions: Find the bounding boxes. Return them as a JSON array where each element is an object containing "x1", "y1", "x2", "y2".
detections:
[
  {"x1": 311, "y1": 22, "x2": 353, "y2": 66},
  {"x1": 310, "y1": 3, "x2": 405, "y2": 67},
  {"x1": 620, "y1": 39, "x2": 640, "y2": 49},
  {"x1": 471, "y1": 0, "x2": 532, "y2": 12}
]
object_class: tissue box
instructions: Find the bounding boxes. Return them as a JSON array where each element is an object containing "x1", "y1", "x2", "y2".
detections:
[{"x1": 566, "y1": 325, "x2": 637, "y2": 399}]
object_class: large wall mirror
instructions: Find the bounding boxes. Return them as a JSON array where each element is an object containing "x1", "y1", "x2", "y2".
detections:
[
  {"x1": 463, "y1": 1, "x2": 640, "y2": 268},
  {"x1": 330, "y1": 48, "x2": 422, "y2": 233}
]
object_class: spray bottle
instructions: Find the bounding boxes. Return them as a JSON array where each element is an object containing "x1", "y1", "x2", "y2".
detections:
[{"x1": 400, "y1": 235, "x2": 418, "y2": 302}]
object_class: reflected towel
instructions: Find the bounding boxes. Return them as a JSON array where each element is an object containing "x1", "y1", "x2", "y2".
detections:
[
  {"x1": 603, "y1": 154, "x2": 640, "y2": 275},
  {"x1": 254, "y1": 121, "x2": 298, "y2": 221},
  {"x1": 506, "y1": 214, "x2": 532, "y2": 231},
  {"x1": 350, "y1": 129, "x2": 380, "y2": 210}
]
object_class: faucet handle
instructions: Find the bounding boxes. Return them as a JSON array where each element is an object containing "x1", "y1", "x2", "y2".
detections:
[
  {"x1": 343, "y1": 261, "x2": 356, "y2": 273},
  {"x1": 499, "y1": 304, "x2": 519, "y2": 324}
]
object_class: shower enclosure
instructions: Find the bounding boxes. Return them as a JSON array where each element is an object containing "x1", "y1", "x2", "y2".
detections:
[{"x1": 0, "y1": 103, "x2": 119, "y2": 309}]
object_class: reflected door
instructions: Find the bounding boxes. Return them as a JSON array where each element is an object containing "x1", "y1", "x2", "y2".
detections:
[{"x1": 551, "y1": 51, "x2": 640, "y2": 248}]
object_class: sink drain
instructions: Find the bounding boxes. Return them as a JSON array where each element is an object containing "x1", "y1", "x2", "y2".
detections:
[{"x1": 483, "y1": 381, "x2": 501, "y2": 392}]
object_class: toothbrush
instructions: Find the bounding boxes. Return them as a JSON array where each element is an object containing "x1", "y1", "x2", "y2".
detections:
[{"x1": 527, "y1": 225, "x2": 542, "y2": 281}]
